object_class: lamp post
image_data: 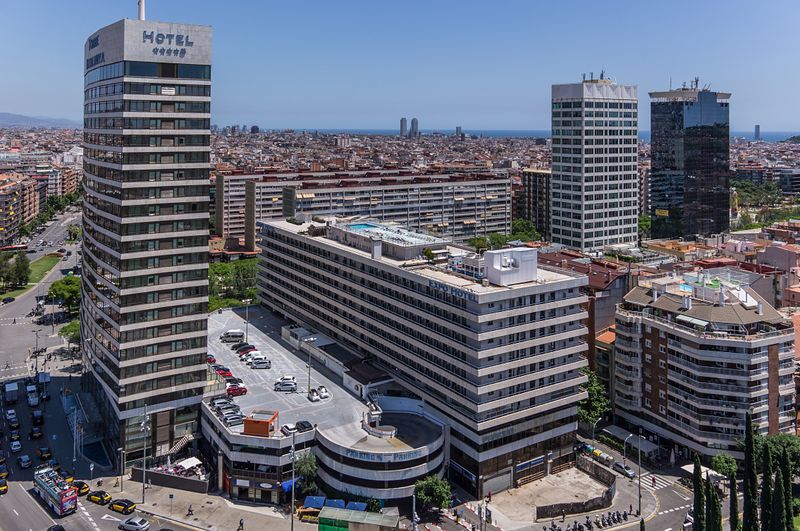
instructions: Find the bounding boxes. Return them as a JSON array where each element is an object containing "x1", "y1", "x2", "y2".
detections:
[
  {"x1": 623, "y1": 433, "x2": 634, "y2": 465},
  {"x1": 242, "y1": 299, "x2": 252, "y2": 343},
  {"x1": 141, "y1": 404, "x2": 150, "y2": 503},
  {"x1": 591, "y1": 416, "x2": 602, "y2": 447},
  {"x1": 637, "y1": 433, "x2": 644, "y2": 516},
  {"x1": 32, "y1": 328, "x2": 42, "y2": 373},
  {"x1": 118, "y1": 447, "x2": 125, "y2": 492},
  {"x1": 290, "y1": 431, "x2": 296, "y2": 531}
]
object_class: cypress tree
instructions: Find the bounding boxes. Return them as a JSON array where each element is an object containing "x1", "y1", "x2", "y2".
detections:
[
  {"x1": 709, "y1": 482, "x2": 722, "y2": 531},
  {"x1": 729, "y1": 471, "x2": 740, "y2": 531},
  {"x1": 760, "y1": 444, "x2": 773, "y2": 531},
  {"x1": 694, "y1": 454, "x2": 707, "y2": 531},
  {"x1": 640, "y1": 517, "x2": 645, "y2": 531},
  {"x1": 780, "y1": 448, "x2": 792, "y2": 531},
  {"x1": 706, "y1": 472, "x2": 713, "y2": 531},
  {"x1": 773, "y1": 468, "x2": 786, "y2": 531},
  {"x1": 743, "y1": 412, "x2": 759, "y2": 531}
]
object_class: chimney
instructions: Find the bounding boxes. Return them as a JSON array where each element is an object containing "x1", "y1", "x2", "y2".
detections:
[
  {"x1": 138, "y1": 0, "x2": 146, "y2": 20},
  {"x1": 757, "y1": 302, "x2": 763, "y2": 315}
]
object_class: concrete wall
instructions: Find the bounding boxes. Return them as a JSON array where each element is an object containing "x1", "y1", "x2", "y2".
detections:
[
  {"x1": 130, "y1": 467, "x2": 209, "y2": 494},
  {"x1": 536, "y1": 456, "x2": 616, "y2": 519}
]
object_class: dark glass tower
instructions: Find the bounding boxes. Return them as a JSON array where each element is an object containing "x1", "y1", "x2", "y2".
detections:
[
  {"x1": 649, "y1": 87, "x2": 730, "y2": 238},
  {"x1": 81, "y1": 18, "x2": 212, "y2": 464}
]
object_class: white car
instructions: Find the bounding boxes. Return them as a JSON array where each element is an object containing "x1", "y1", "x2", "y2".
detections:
[
  {"x1": 10, "y1": 441, "x2": 22, "y2": 453},
  {"x1": 308, "y1": 389, "x2": 320, "y2": 402},
  {"x1": 4, "y1": 410, "x2": 16, "y2": 422},
  {"x1": 276, "y1": 376, "x2": 296, "y2": 384},
  {"x1": 17, "y1": 454, "x2": 31, "y2": 468},
  {"x1": 119, "y1": 517, "x2": 151, "y2": 531},
  {"x1": 317, "y1": 386, "x2": 330, "y2": 399},
  {"x1": 281, "y1": 423, "x2": 297, "y2": 436}
]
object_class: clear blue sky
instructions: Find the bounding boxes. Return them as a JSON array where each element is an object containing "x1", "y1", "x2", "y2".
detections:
[{"x1": 2, "y1": 0, "x2": 798, "y2": 130}]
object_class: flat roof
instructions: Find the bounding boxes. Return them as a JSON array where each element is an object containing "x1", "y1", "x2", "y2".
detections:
[
  {"x1": 320, "y1": 413, "x2": 441, "y2": 453},
  {"x1": 207, "y1": 308, "x2": 367, "y2": 433},
  {"x1": 340, "y1": 222, "x2": 448, "y2": 247}
]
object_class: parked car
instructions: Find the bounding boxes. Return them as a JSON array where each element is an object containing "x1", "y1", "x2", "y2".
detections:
[
  {"x1": 0, "y1": 465, "x2": 8, "y2": 478},
  {"x1": 613, "y1": 461, "x2": 636, "y2": 478},
  {"x1": 295, "y1": 420, "x2": 314, "y2": 433},
  {"x1": 235, "y1": 344, "x2": 255, "y2": 354},
  {"x1": 281, "y1": 423, "x2": 297, "y2": 436},
  {"x1": 73, "y1": 480, "x2": 90, "y2": 495},
  {"x1": 37, "y1": 447, "x2": 52, "y2": 460},
  {"x1": 87, "y1": 490, "x2": 111, "y2": 505},
  {"x1": 206, "y1": 355, "x2": 216, "y2": 364},
  {"x1": 308, "y1": 389, "x2": 320, "y2": 402},
  {"x1": 274, "y1": 380, "x2": 297, "y2": 392},
  {"x1": 10, "y1": 441, "x2": 21, "y2": 453},
  {"x1": 226, "y1": 385, "x2": 248, "y2": 397},
  {"x1": 110, "y1": 499, "x2": 137, "y2": 515},
  {"x1": 17, "y1": 454, "x2": 32, "y2": 468},
  {"x1": 317, "y1": 386, "x2": 330, "y2": 399},
  {"x1": 215, "y1": 367, "x2": 232, "y2": 377},
  {"x1": 32, "y1": 410, "x2": 44, "y2": 425},
  {"x1": 30, "y1": 427, "x2": 43, "y2": 439},
  {"x1": 2, "y1": 297, "x2": 15, "y2": 304},
  {"x1": 0, "y1": 478, "x2": 7, "y2": 495},
  {"x1": 210, "y1": 398, "x2": 233, "y2": 408},
  {"x1": 118, "y1": 516, "x2": 151, "y2": 531},
  {"x1": 230, "y1": 341, "x2": 249, "y2": 351},
  {"x1": 0, "y1": 451, "x2": 6, "y2": 465},
  {"x1": 8, "y1": 430, "x2": 20, "y2": 442}
]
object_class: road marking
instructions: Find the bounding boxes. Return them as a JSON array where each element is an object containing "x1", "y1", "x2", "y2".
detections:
[
  {"x1": 102, "y1": 514, "x2": 120, "y2": 521},
  {"x1": 13, "y1": 509, "x2": 19, "y2": 515}
]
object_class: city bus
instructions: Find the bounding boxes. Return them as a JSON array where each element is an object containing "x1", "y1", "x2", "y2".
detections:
[
  {"x1": 33, "y1": 467, "x2": 78, "y2": 517},
  {"x1": 0, "y1": 244, "x2": 28, "y2": 252}
]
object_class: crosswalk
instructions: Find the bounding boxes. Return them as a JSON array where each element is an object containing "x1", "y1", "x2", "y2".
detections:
[
  {"x1": 634, "y1": 474, "x2": 674, "y2": 492},
  {"x1": 656, "y1": 503, "x2": 691, "y2": 516}
]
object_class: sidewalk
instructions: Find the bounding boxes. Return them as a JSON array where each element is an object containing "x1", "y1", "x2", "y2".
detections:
[{"x1": 110, "y1": 481, "x2": 317, "y2": 531}]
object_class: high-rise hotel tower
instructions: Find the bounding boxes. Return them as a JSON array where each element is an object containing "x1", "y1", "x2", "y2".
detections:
[
  {"x1": 81, "y1": 14, "x2": 212, "y2": 464},
  {"x1": 550, "y1": 77, "x2": 639, "y2": 253}
]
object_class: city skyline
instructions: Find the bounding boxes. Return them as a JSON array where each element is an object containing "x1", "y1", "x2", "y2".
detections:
[{"x1": 2, "y1": 0, "x2": 799, "y2": 130}]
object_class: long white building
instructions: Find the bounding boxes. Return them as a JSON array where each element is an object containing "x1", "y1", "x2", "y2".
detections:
[
  {"x1": 550, "y1": 78, "x2": 639, "y2": 252},
  {"x1": 257, "y1": 219, "x2": 589, "y2": 495}
]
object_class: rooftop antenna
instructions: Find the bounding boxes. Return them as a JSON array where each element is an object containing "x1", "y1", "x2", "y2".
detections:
[
  {"x1": 693, "y1": 76, "x2": 700, "y2": 89},
  {"x1": 669, "y1": 76, "x2": 672, "y2": 90},
  {"x1": 138, "y1": 0, "x2": 145, "y2": 20},
  {"x1": 590, "y1": 71, "x2": 594, "y2": 80},
  {"x1": 582, "y1": 73, "x2": 586, "y2": 82},
  {"x1": 600, "y1": 69, "x2": 605, "y2": 80}
]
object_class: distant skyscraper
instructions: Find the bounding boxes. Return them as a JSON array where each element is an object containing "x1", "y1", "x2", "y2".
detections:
[
  {"x1": 755, "y1": 124, "x2": 761, "y2": 141},
  {"x1": 409, "y1": 117, "x2": 419, "y2": 138},
  {"x1": 400, "y1": 117, "x2": 407, "y2": 138},
  {"x1": 455, "y1": 126, "x2": 462, "y2": 137},
  {"x1": 649, "y1": 86, "x2": 730, "y2": 238},
  {"x1": 82, "y1": 13, "x2": 212, "y2": 465},
  {"x1": 550, "y1": 77, "x2": 639, "y2": 252}
]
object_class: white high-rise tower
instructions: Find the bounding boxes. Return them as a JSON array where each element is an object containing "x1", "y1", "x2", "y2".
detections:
[{"x1": 550, "y1": 76, "x2": 639, "y2": 252}]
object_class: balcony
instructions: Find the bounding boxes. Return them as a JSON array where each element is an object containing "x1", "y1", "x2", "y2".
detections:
[{"x1": 667, "y1": 371, "x2": 767, "y2": 395}]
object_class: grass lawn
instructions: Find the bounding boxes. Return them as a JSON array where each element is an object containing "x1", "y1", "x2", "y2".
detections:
[
  {"x1": 0, "y1": 255, "x2": 62, "y2": 298},
  {"x1": 794, "y1": 515, "x2": 800, "y2": 530}
]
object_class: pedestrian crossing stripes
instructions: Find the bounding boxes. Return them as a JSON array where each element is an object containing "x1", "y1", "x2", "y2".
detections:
[
  {"x1": 656, "y1": 503, "x2": 691, "y2": 516},
  {"x1": 641, "y1": 474, "x2": 674, "y2": 491}
]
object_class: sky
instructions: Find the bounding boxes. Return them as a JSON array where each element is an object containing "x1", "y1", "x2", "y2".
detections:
[{"x1": 1, "y1": 0, "x2": 799, "y2": 131}]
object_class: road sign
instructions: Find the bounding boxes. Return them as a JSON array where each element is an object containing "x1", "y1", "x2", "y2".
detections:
[
  {"x1": 52, "y1": 434, "x2": 57, "y2": 441},
  {"x1": 90, "y1": 463, "x2": 94, "y2": 471},
  {"x1": 169, "y1": 494, "x2": 174, "y2": 499}
]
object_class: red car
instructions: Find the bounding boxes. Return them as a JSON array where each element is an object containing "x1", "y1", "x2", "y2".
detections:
[
  {"x1": 237, "y1": 347, "x2": 256, "y2": 357},
  {"x1": 215, "y1": 367, "x2": 232, "y2": 377},
  {"x1": 207, "y1": 355, "x2": 216, "y2": 364},
  {"x1": 226, "y1": 385, "x2": 247, "y2": 396}
]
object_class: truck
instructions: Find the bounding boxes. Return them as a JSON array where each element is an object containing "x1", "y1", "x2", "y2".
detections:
[{"x1": 4, "y1": 382, "x2": 18, "y2": 404}]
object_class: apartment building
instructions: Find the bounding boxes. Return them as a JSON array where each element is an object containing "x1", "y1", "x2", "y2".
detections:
[
  {"x1": 214, "y1": 170, "x2": 511, "y2": 249},
  {"x1": 20, "y1": 176, "x2": 40, "y2": 225},
  {"x1": 614, "y1": 272, "x2": 795, "y2": 459},
  {"x1": 81, "y1": 17, "x2": 212, "y2": 464},
  {"x1": 519, "y1": 168, "x2": 551, "y2": 240},
  {"x1": 257, "y1": 219, "x2": 589, "y2": 495},
  {"x1": 550, "y1": 77, "x2": 639, "y2": 252},
  {"x1": 0, "y1": 174, "x2": 23, "y2": 246}
]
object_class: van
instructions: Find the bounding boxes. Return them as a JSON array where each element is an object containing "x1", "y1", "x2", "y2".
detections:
[
  {"x1": 246, "y1": 353, "x2": 268, "y2": 366},
  {"x1": 251, "y1": 359, "x2": 271, "y2": 369},
  {"x1": 220, "y1": 329, "x2": 245, "y2": 343},
  {"x1": 274, "y1": 381, "x2": 297, "y2": 392}
]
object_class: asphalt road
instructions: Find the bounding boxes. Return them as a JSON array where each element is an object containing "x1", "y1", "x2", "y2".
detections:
[{"x1": 23, "y1": 210, "x2": 81, "y2": 262}]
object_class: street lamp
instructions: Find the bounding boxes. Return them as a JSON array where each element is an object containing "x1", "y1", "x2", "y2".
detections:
[
  {"x1": 141, "y1": 405, "x2": 150, "y2": 504},
  {"x1": 118, "y1": 447, "x2": 125, "y2": 492},
  {"x1": 32, "y1": 328, "x2": 42, "y2": 373},
  {"x1": 623, "y1": 433, "x2": 634, "y2": 465},
  {"x1": 591, "y1": 416, "x2": 602, "y2": 447},
  {"x1": 242, "y1": 299, "x2": 252, "y2": 343},
  {"x1": 290, "y1": 431, "x2": 296, "y2": 531},
  {"x1": 637, "y1": 432, "x2": 645, "y2": 516}
]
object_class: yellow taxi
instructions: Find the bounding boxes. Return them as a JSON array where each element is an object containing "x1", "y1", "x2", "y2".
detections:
[
  {"x1": 109, "y1": 498, "x2": 137, "y2": 515},
  {"x1": 72, "y1": 480, "x2": 90, "y2": 496},
  {"x1": 87, "y1": 490, "x2": 111, "y2": 505},
  {"x1": 0, "y1": 465, "x2": 8, "y2": 479},
  {"x1": 0, "y1": 478, "x2": 7, "y2": 495}
]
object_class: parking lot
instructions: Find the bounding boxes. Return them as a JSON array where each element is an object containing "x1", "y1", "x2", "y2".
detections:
[{"x1": 207, "y1": 307, "x2": 366, "y2": 432}]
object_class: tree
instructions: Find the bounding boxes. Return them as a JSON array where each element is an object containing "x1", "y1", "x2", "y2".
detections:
[
  {"x1": 760, "y1": 445, "x2": 773, "y2": 531},
  {"x1": 12, "y1": 252, "x2": 29, "y2": 287},
  {"x1": 638, "y1": 215, "x2": 652, "y2": 240},
  {"x1": 640, "y1": 518, "x2": 645, "y2": 531},
  {"x1": 366, "y1": 498, "x2": 381, "y2": 512},
  {"x1": 693, "y1": 455, "x2": 706, "y2": 531},
  {"x1": 295, "y1": 451, "x2": 318, "y2": 495},
  {"x1": 780, "y1": 448, "x2": 792, "y2": 531},
  {"x1": 577, "y1": 367, "x2": 610, "y2": 425},
  {"x1": 711, "y1": 454, "x2": 738, "y2": 480},
  {"x1": 772, "y1": 468, "x2": 786, "y2": 531},
  {"x1": 414, "y1": 475, "x2": 451, "y2": 510},
  {"x1": 48, "y1": 276, "x2": 81, "y2": 314},
  {"x1": 488, "y1": 233, "x2": 507, "y2": 249},
  {"x1": 729, "y1": 471, "x2": 740, "y2": 531},
  {"x1": 58, "y1": 319, "x2": 80, "y2": 346},
  {"x1": 743, "y1": 412, "x2": 760, "y2": 531},
  {"x1": 509, "y1": 219, "x2": 541, "y2": 242},
  {"x1": 466, "y1": 236, "x2": 490, "y2": 251},
  {"x1": 707, "y1": 474, "x2": 722, "y2": 531}
]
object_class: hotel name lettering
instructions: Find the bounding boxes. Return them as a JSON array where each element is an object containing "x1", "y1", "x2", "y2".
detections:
[
  {"x1": 143, "y1": 31, "x2": 194, "y2": 57},
  {"x1": 428, "y1": 280, "x2": 478, "y2": 302}
]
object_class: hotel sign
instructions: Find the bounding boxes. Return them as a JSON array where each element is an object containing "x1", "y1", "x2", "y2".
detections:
[
  {"x1": 428, "y1": 280, "x2": 478, "y2": 302},
  {"x1": 143, "y1": 31, "x2": 194, "y2": 58}
]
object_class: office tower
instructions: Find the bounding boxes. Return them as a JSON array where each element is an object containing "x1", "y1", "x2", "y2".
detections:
[
  {"x1": 82, "y1": 14, "x2": 212, "y2": 465},
  {"x1": 649, "y1": 85, "x2": 731, "y2": 238},
  {"x1": 409, "y1": 117, "x2": 419, "y2": 138},
  {"x1": 455, "y1": 126, "x2": 462, "y2": 137},
  {"x1": 614, "y1": 272, "x2": 795, "y2": 458},
  {"x1": 400, "y1": 117, "x2": 407, "y2": 138},
  {"x1": 258, "y1": 220, "x2": 589, "y2": 495},
  {"x1": 550, "y1": 77, "x2": 639, "y2": 252},
  {"x1": 520, "y1": 168, "x2": 551, "y2": 240},
  {"x1": 754, "y1": 124, "x2": 761, "y2": 141}
]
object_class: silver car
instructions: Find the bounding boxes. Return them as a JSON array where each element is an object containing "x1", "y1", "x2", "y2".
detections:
[{"x1": 118, "y1": 517, "x2": 150, "y2": 531}]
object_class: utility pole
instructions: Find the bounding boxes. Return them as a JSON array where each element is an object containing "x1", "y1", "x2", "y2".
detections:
[
  {"x1": 242, "y1": 299, "x2": 252, "y2": 342},
  {"x1": 637, "y1": 433, "x2": 642, "y2": 516},
  {"x1": 412, "y1": 491, "x2": 419, "y2": 531},
  {"x1": 307, "y1": 349, "x2": 312, "y2": 396},
  {"x1": 141, "y1": 404, "x2": 150, "y2": 503},
  {"x1": 118, "y1": 447, "x2": 125, "y2": 492},
  {"x1": 290, "y1": 431, "x2": 296, "y2": 531},
  {"x1": 72, "y1": 406, "x2": 77, "y2": 474}
]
